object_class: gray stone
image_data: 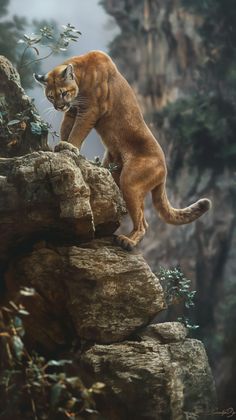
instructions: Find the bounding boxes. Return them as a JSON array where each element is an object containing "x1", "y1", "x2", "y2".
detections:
[
  {"x1": 0, "y1": 151, "x2": 125, "y2": 266},
  {"x1": 140, "y1": 322, "x2": 188, "y2": 343},
  {"x1": 4, "y1": 239, "x2": 165, "y2": 349},
  {"x1": 79, "y1": 332, "x2": 216, "y2": 420}
]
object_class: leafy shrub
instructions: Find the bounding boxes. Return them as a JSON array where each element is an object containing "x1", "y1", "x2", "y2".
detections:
[
  {"x1": 158, "y1": 266, "x2": 199, "y2": 330},
  {"x1": 0, "y1": 290, "x2": 104, "y2": 420},
  {"x1": 18, "y1": 23, "x2": 81, "y2": 71}
]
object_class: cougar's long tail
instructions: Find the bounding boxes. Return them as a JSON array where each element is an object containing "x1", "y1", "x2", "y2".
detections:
[{"x1": 152, "y1": 183, "x2": 211, "y2": 225}]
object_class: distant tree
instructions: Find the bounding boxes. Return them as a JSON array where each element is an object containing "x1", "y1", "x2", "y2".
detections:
[{"x1": 0, "y1": 0, "x2": 26, "y2": 65}]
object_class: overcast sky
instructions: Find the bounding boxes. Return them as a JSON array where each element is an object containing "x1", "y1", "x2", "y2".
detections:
[{"x1": 8, "y1": 0, "x2": 119, "y2": 158}]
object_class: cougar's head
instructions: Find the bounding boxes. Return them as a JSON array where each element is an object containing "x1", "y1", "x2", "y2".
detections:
[{"x1": 34, "y1": 64, "x2": 79, "y2": 112}]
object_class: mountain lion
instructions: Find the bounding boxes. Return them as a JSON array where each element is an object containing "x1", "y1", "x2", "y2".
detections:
[{"x1": 34, "y1": 50, "x2": 211, "y2": 250}]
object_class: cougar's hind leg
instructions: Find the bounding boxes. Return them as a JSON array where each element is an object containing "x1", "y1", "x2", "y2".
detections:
[
  {"x1": 142, "y1": 201, "x2": 148, "y2": 230},
  {"x1": 114, "y1": 162, "x2": 150, "y2": 251},
  {"x1": 114, "y1": 156, "x2": 166, "y2": 250},
  {"x1": 115, "y1": 187, "x2": 146, "y2": 250}
]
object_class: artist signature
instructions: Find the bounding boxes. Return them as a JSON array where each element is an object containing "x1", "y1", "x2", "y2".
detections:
[{"x1": 184, "y1": 407, "x2": 236, "y2": 419}]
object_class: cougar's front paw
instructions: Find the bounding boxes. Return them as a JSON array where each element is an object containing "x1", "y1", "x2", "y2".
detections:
[{"x1": 54, "y1": 141, "x2": 79, "y2": 155}]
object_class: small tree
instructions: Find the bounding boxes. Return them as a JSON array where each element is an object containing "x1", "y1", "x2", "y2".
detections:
[{"x1": 0, "y1": 1, "x2": 81, "y2": 89}]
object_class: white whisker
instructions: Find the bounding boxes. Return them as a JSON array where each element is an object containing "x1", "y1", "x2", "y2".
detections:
[
  {"x1": 43, "y1": 106, "x2": 55, "y2": 112},
  {"x1": 39, "y1": 97, "x2": 48, "y2": 105},
  {"x1": 44, "y1": 111, "x2": 55, "y2": 118}
]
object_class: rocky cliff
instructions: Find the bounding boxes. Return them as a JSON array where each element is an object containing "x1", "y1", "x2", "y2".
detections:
[
  {"x1": 0, "y1": 56, "x2": 216, "y2": 419},
  {"x1": 102, "y1": 0, "x2": 204, "y2": 110},
  {"x1": 101, "y1": 0, "x2": 236, "y2": 408}
]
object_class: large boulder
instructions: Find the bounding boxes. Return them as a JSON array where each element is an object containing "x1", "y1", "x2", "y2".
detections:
[
  {"x1": 4, "y1": 239, "x2": 165, "y2": 350},
  {"x1": 0, "y1": 150, "x2": 126, "y2": 267},
  {"x1": 79, "y1": 323, "x2": 216, "y2": 420}
]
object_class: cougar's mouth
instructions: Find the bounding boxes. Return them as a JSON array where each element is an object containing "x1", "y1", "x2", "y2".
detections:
[
  {"x1": 63, "y1": 105, "x2": 71, "y2": 112},
  {"x1": 56, "y1": 104, "x2": 70, "y2": 112}
]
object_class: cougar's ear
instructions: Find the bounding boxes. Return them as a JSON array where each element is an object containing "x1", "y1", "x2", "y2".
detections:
[
  {"x1": 61, "y1": 64, "x2": 74, "y2": 81},
  {"x1": 33, "y1": 73, "x2": 47, "y2": 86}
]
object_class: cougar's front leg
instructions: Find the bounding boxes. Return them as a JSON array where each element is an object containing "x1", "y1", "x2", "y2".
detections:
[
  {"x1": 55, "y1": 112, "x2": 79, "y2": 154},
  {"x1": 55, "y1": 108, "x2": 98, "y2": 154},
  {"x1": 60, "y1": 112, "x2": 76, "y2": 141},
  {"x1": 67, "y1": 109, "x2": 99, "y2": 150}
]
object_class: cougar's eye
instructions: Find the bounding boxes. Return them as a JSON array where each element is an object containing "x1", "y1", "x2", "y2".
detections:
[
  {"x1": 62, "y1": 91, "x2": 68, "y2": 98},
  {"x1": 47, "y1": 95, "x2": 54, "y2": 102}
]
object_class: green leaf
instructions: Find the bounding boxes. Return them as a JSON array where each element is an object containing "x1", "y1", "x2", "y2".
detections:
[
  {"x1": 50, "y1": 383, "x2": 66, "y2": 407},
  {"x1": 187, "y1": 324, "x2": 199, "y2": 330},
  {"x1": 7, "y1": 119, "x2": 21, "y2": 126},
  {"x1": 1, "y1": 306, "x2": 13, "y2": 313},
  {"x1": 18, "y1": 309, "x2": 30, "y2": 316},
  {"x1": 9, "y1": 300, "x2": 18, "y2": 310},
  {"x1": 12, "y1": 336, "x2": 24, "y2": 360},
  {"x1": 20, "y1": 287, "x2": 35, "y2": 296},
  {"x1": 14, "y1": 316, "x2": 23, "y2": 328},
  {"x1": 85, "y1": 408, "x2": 99, "y2": 414},
  {"x1": 31, "y1": 37, "x2": 42, "y2": 44},
  {"x1": 30, "y1": 122, "x2": 42, "y2": 135},
  {"x1": 47, "y1": 359, "x2": 72, "y2": 367}
]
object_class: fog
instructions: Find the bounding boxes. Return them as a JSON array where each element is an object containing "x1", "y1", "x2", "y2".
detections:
[{"x1": 8, "y1": 0, "x2": 119, "y2": 158}]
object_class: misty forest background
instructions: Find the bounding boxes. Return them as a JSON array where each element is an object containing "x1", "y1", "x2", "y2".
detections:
[{"x1": 1, "y1": 0, "x2": 236, "y2": 410}]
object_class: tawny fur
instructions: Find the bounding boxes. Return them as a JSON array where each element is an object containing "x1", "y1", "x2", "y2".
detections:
[{"x1": 34, "y1": 50, "x2": 211, "y2": 250}]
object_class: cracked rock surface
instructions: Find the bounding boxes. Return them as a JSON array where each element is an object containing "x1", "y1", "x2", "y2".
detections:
[
  {"x1": 79, "y1": 323, "x2": 216, "y2": 420},
  {"x1": 0, "y1": 151, "x2": 126, "y2": 266},
  {"x1": 5, "y1": 239, "x2": 165, "y2": 348}
]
